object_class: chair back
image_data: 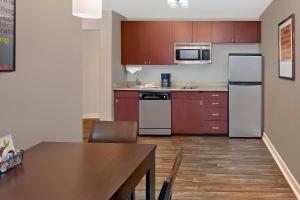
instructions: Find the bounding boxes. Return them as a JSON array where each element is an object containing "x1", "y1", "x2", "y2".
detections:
[
  {"x1": 88, "y1": 121, "x2": 137, "y2": 143},
  {"x1": 158, "y1": 148, "x2": 183, "y2": 200}
]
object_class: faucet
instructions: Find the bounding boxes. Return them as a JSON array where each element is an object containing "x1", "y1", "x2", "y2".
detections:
[{"x1": 136, "y1": 77, "x2": 142, "y2": 86}]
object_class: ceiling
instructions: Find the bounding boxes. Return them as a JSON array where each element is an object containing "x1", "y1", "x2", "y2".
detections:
[{"x1": 103, "y1": 0, "x2": 273, "y2": 20}]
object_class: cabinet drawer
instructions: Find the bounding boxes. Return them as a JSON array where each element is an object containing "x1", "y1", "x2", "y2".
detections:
[
  {"x1": 115, "y1": 91, "x2": 139, "y2": 98},
  {"x1": 203, "y1": 99, "x2": 228, "y2": 108},
  {"x1": 172, "y1": 92, "x2": 203, "y2": 99},
  {"x1": 203, "y1": 121, "x2": 228, "y2": 134},
  {"x1": 204, "y1": 108, "x2": 228, "y2": 121},
  {"x1": 203, "y1": 92, "x2": 228, "y2": 100}
]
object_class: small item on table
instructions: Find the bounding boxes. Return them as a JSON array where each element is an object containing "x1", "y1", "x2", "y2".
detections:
[{"x1": 0, "y1": 134, "x2": 24, "y2": 173}]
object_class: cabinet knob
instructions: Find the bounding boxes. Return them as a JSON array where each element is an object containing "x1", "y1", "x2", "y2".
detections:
[
  {"x1": 200, "y1": 100, "x2": 203, "y2": 105},
  {"x1": 149, "y1": 61, "x2": 151, "y2": 65},
  {"x1": 212, "y1": 102, "x2": 220, "y2": 105},
  {"x1": 116, "y1": 99, "x2": 119, "y2": 104},
  {"x1": 144, "y1": 61, "x2": 147, "y2": 65},
  {"x1": 212, "y1": 94, "x2": 219, "y2": 97},
  {"x1": 212, "y1": 113, "x2": 220, "y2": 116}
]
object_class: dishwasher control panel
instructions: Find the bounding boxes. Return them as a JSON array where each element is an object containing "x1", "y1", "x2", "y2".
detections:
[{"x1": 139, "y1": 92, "x2": 171, "y2": 100}]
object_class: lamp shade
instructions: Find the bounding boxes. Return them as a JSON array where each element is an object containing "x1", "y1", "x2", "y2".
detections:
[{"x1": 72, "y1": 0, "x2": 102, "y2": 19}]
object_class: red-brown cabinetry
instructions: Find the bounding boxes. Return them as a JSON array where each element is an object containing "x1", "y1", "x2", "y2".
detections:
[
  {"x1": 172, "y1": 92, "x2": 204, "y2": 134},
  {"x1": 234, "y1": 21, "x2": 261, "y2": 43},
  {"x1": 174, "y1": 21, "x2": 212, "y2": 43},
  {"x1": 172, "y1": 91, "x2": 228, "y2": 135},
  {"x1": 114, "y1": 91, "x2": 139, "y2": 123},
  {"x1": 121, "y1": 21, "x2": 174, "y2": 65},
  {"x1": 121, "y1": 22, "x2": 148, "y2": 65},
  {"x1": 212, "y1": 21, "x2": 261, "y2": 43},
  {"x1": 193, "y1": 21, "x2": 212, "y2": 42},
  {"x1": 147, "y1": 22, "x2": 175, "y2": 65},
  {"x1": 174, "y1": 21, "x2": 193, "y2": 43},
  {"x1": 212, "y1": 21, "x2": 235, "y2": 43}
]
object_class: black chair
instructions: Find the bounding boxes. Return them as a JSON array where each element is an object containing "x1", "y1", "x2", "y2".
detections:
[
  {"x1": 158, "y1": 148, "x2": 183, "y2": 200},
  {"x1": 88, "y1": 121, "x2": 137, "y2": 143}
]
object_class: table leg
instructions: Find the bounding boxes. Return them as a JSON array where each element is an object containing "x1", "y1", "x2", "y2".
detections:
[
  {"x1": 130, "y1": 191, "x2": 135, "y2": 200},
  {"x1": 146, "y1": 152, "x2": 155, "y2": 200}
]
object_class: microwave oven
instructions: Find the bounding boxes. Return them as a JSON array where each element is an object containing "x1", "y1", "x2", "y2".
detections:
[{"x1": 174, "y1": 43, "x2": 212, "y2": 64}]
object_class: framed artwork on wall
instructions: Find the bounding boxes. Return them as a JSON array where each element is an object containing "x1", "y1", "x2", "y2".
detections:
[
  {"x1": 0, "y1": 0, "x2": 16, "y2": 72},
  {"x1": 278, "y1": 14, "x2": 295, "y2": 80}
]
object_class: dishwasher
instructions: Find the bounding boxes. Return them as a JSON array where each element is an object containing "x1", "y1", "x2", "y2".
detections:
[{"x1": 139, "y1": 92, "x2": 171, "y2": 136}]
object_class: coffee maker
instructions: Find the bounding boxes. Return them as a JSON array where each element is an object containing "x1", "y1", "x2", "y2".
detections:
[{"x1": 161, "y1": 73, "x2": 171, "y2": 88}]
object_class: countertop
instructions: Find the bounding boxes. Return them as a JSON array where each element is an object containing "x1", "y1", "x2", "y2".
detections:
[{"x1": 114, "y1": 82, "x2": 228, "y2": 92}]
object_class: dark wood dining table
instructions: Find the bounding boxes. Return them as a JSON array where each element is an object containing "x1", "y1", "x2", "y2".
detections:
[{"x1": 0, "y1": 142, "x2": 156, "y2": 200}]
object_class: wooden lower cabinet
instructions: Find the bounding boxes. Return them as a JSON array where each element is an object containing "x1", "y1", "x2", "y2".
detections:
[
  {"x1": 172, "y1": 98, "x2": 203, "y2": 134},
  {"x1": 172, "y1": 91, "x2": 228, "y2": 135},
  {"x1": 114, "y1": 91, "x2": 139, "y2": 123}
]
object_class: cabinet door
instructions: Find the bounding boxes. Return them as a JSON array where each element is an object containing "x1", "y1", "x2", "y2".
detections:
[
  {"x1": 212, "y1": 22, "x2": 235, "y2": 43},
  {"x1": 114, "y1": 92, "x2": 139, "y2": 122},
  {"x1": 193, "y1": 22, "x2": 212, "y2": 42},
  {"x1": 172, "y1": 99, "x2": 203, "y2": 134},
  {"x1": 235, "y1": 21, "x2": 261, "y2": 43},
  {"x1": 174, "y1": 21, "x2": 193, "y2": 43},
  {"x1": 121, "y1": 21, "x2": 148, "y2": 65},
  {"x1": 147, "y1": 22, "x2": 175, "y2": 65}
]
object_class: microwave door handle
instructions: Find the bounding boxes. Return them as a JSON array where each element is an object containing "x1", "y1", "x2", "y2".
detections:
[{"x1": 199, "y1": 49, "x2": 202, "y2": 62}]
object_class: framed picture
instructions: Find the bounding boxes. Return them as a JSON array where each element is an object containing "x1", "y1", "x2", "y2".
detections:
[
  {"x1": 278, "y1": 14, "x2": 295, "y2": 80},
  {"x1": 0, "y1": 0, "x2": 16, "y2": 72}
]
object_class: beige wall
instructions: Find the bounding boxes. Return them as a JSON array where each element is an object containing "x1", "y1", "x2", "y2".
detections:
[
  {"x1": 0, "y1": 0, "x2": 83, "y2": 149},
  {"x1": 82, "y1": 11, "x2": 126, "y2": 120},
  {"x1": 82, "y1": 31, "x2": 100, "y2": 118},
  {"x1": 260, "y1": 0, "x2": 300, "y2": 183}
]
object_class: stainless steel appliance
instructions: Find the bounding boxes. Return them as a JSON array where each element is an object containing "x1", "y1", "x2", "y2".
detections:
[
  {"x1": 229, "y1": 53, "x2": 263, "y2": 138},
  {"x1": 161, "y1": 73, "x2": 171, "y2": 88},
  {"x1": 139, "y1": 92, "x2": 171, "y2": 135},
  {"x1": 174, "y1": 43, "x2": 212, "y2": 64}
]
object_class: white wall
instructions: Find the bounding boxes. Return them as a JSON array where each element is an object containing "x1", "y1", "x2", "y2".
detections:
[
  {"x1": 0, "y1": 0, "x2": 83, "y2": 149},
  {"x1": 127, "y1": 44, "x2": 260, "y2": 82},
  {"x1": 82, "y1": 11, "x2": 127, "y2": 120}
]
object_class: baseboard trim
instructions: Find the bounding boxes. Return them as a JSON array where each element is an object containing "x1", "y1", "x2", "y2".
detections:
[
  {"x1": 82, "y1": 113, "x2": 99, "y2": 119},
  {"x1": 263, "y1": 132, "x2": 300, "y2": 200}
]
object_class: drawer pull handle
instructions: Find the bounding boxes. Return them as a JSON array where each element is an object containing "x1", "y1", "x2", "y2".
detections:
[
  {"x1": 212, "y1": 94, "x2": 220, "y2": 97},
  {"x1": 212, "y1": 126, "x2": 220, "y2": 130},
  {"x1": 212, "y1": 102, "x2": 220, "y2": 105},
  {"x1": 212, "y1": 113, "x2": 220, "y2": 116}
]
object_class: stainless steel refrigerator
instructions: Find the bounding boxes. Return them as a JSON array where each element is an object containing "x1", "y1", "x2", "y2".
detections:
[{"x1": 229, "y1": 54, "x2": 262, "y2": 138}]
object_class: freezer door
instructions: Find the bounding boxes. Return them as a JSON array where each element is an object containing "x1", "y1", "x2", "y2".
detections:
[
  {"x1": 229, "y1": 84, "x2": 262, "y2": 137},
  {"x1": 229, "y1": 55, "x2": 262, "y2": 82}
]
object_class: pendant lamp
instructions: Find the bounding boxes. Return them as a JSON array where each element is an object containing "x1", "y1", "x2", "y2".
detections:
[{"x1": 72, "y1": 0, "x2": 102, "y2": 19}]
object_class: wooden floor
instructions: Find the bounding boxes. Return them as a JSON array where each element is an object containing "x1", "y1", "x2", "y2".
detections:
[
  {"x1": 135, "y1": 136, "x2": 296, "y2": 200},
  {"x1": 82, "y1": 120, "x2": 296, "y2": 200}
]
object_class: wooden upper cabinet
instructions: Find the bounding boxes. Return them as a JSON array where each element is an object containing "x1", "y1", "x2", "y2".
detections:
[
  {"x1": 121, "y1": 21, "x2": 148, "y2": 65},
  {"x1": 234, "y1": 21, "x2": 261, "y2": 43},
  {"x1": 121, "y1": 21, "x2": 261, "y2": 65},
  {"x1": 212, "y1": 21, "x2": 235, "y2": 43},
  {"x1": 174, "y1": 21, "x2": 193, "y2": 43},
  {"x1": 147, "y1": 22, "x2": 175, "y2": 65},
  {"x1": 193, "y1": 22, "x2": 212, "y2": 42}
]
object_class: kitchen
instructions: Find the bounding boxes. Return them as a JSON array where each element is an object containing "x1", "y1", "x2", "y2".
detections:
[{"x1": 110, "y1": 21, "x2": 261, "y2": 137}]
